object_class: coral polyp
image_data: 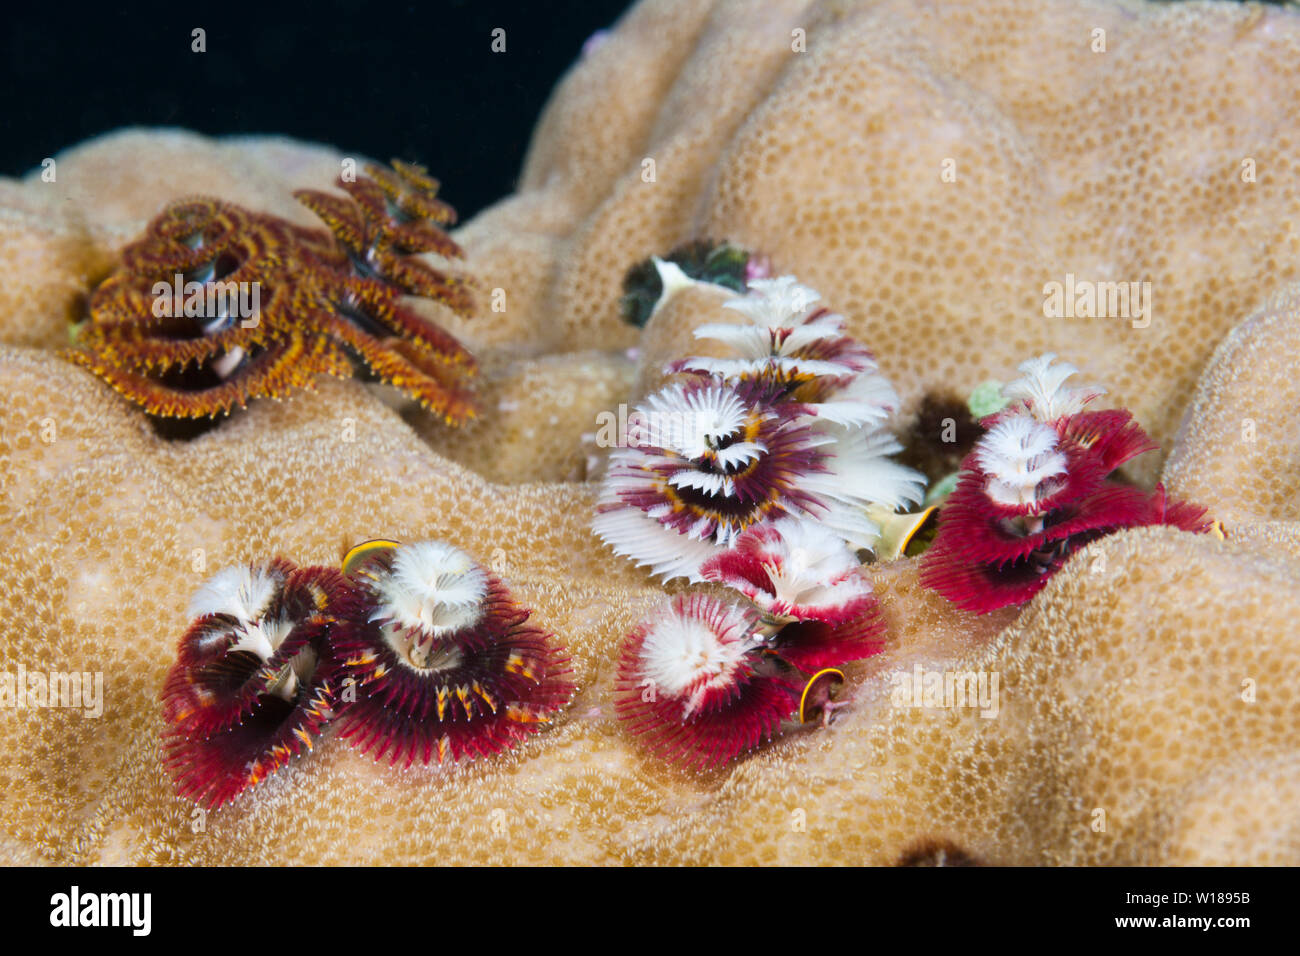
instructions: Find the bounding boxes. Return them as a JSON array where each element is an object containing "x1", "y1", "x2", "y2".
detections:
[
  {"x1": 920, "y1": 354, "x2": 1212, "y2": 613},
  {"x1": 331, "y1": 540, "x2": 574, "y2": 766},
  {"x1": 160, "y1": 559, "x2": 359, "y2": 809},
  {"x1": 65, "y1": 160, "x2": 479, "y2": 424}
]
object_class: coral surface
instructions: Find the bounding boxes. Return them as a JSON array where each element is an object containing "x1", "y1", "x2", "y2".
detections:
[{"x1": 2, "y1": 0, "x2": 1299, "y2": 865}]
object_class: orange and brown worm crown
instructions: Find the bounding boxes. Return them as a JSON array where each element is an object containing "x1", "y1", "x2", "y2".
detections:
[{"x1": 64, "y1": 160, "x2": 480, "y2": 425}]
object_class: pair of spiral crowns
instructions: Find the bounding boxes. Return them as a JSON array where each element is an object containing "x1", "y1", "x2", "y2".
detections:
[
  {"x1": 161, "y1": 539, "x2": 572, "y2": 808},
  {"x1": 67, "y1": 160, "x2": 480, "y2": 425}
]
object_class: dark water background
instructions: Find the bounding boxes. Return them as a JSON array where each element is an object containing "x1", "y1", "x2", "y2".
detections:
[{"x1": 1, "y1": 0, "x2": 633, "y2": 218}]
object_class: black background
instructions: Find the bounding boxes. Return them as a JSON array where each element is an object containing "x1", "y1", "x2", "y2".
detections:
[{"x1": 2, "y1": 0, "x2": 634, "y2": 218}]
